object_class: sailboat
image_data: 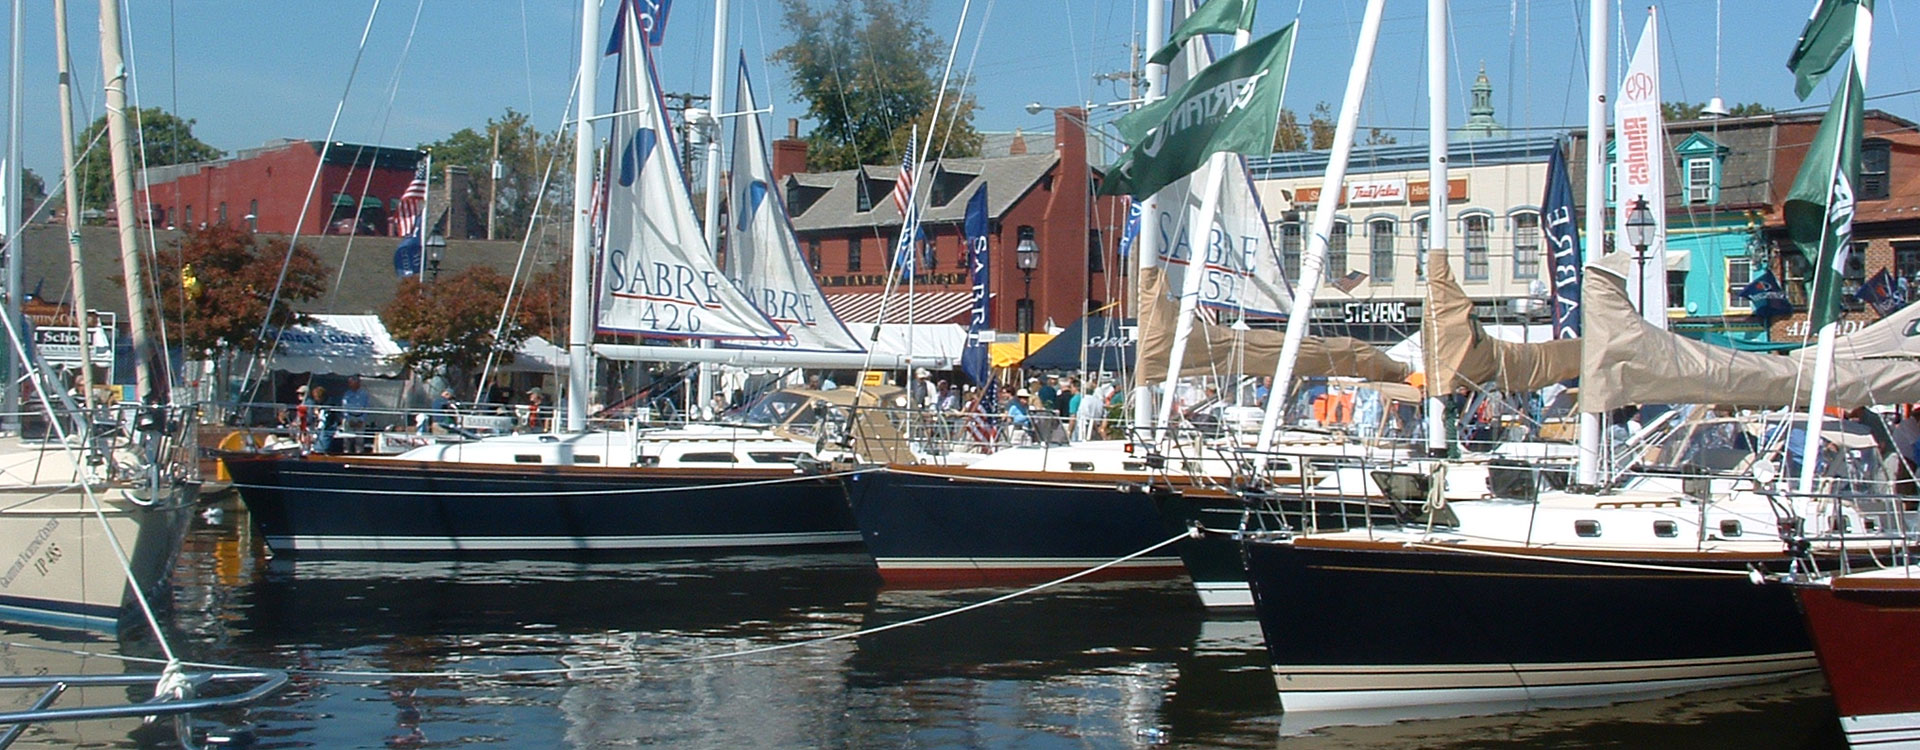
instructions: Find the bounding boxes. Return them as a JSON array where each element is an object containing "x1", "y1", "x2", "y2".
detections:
[
  {"x1": 222, "y1": 1, "x2": 891, "y2": 557},
  {"x1": 0, "y1": 0, "x2": 198, "y2": 633}
]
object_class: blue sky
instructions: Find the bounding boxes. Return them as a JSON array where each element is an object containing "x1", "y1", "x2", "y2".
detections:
[{"x1": 10, "y1": 0, "x2": 1918, "y2": 185}]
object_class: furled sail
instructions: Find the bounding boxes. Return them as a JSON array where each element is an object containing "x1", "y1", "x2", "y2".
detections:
[
  {"x1": 596, "y1": 19, "x2": 781, "y2": 340},
  {"x1": 1579, "y1": 250, "x2": 1920, "y2": 412},
  {"x1": 1135, "y1": 265, "x2": 1409, "y2": 382},
  {"x1": 718, "y1": 56, "x2": 865, "y2": 352},
  {"x1": 1424, "y1": 245, "x2": 1581, "y2": 392}
]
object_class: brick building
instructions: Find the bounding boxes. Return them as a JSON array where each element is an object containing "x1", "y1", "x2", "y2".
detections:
[
  {"x1": 770, "y1": 108, "x2": 1129, "y2": 334},
  {"x1": 136, "y1": 139, "x2": 477, "y2": 238}
]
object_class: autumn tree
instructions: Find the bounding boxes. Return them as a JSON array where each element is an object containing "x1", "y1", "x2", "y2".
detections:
[
  {"x1": 1307, "y1": 102, "x2": 1336, "y2": 150},
  {"x1": 513, "y1": 262, "x2": 572, "y2": 344},
  {"x1": 1272, "y1": 109, "x2": 1308, "y2": 152},
  {"x1": 76, "y1": 107, "x2": 223, "y2": 211},
  {"x1": 382, "y1": 267, "x2": 532, "y2": 375},
  {"x1": 148, "y1": 224, "x2": 330, "y2": 355},
  {"x1": 774, "y1": 0, "x2": 982, "y2": 170},
  {"x1": 421, "y1": 109, "x2": 568, "y2": 240}
]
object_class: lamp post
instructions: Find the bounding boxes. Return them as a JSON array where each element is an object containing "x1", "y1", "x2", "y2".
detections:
[
  {"x1": 426, "y1": 233, "x2": 447, "y2": 282},
  {"x1": 1624, "y1": 196, "x2": 1656, "y2": 315},
  {"x1": 1016, "y1": 235, "x2": 1039, "y2": 363}
]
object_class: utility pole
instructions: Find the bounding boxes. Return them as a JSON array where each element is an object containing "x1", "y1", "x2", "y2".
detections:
[
  {"x1": 661, "y1": 91, "x2": 711, "y2": 208},
  {"x1": 487, "y1": 126, "x2": 499, "y2": 240}
]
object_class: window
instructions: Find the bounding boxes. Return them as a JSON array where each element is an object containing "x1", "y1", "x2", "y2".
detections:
[
  {"x1": 1279, "y1": 222, "x2": 1303, "y2": 280},
  {"x1": 1511, "y1": 211, "x2": 1541, "y2": 279},
  {"x1": 1462, "y1": 214, "x2": 1490, "y2": 280},
  {"x1": 1088, "y1": 229, "x2": 1105, "y2": 273},
  {"x1": 1667, "y1": 270, "x2": 1688, "y2": 310},
  {"x1": 183, "y1": 205, "x2": 194, "y2": 226},
  {"x1": 808, "y1": 238, "x2": 822, "y2": 272},
  {"x1": 218, "y1": 202, "x2": 228, "y2": 225},
  {"x1": 1726, "y1": 257, "x2": 1755, "y2": 310},
  {"x1": 1841, "y1": 240, "x2": 1868, "y2": 310},
  {"x1": 1369, "y1": 219, "x2": 1395, "y2": 281},
  {"x1": 1685, "y1": 158, "x2": 1715, "y2": 204},
  {"x1": 1326, "y1": 220, "x2": 1349, "y2": 282},
  {"x1": 1896, "y1": 242, "x2": 1920, "y2": 292},
  {"x1": 1862, "y1": 139, "x2": 1891, "y2": 201},
  {"x1": 848, "y1": 236, "x2": 862, "y2": 272}
]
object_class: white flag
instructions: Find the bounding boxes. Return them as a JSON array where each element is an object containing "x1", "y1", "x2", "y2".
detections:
[
  {"x1": 720, "y1": 56, "x2": 865, "y2": 352},
  {"x1": 597, "y1": 18, "x2": 780, "y2": 340},
  {"x1": 1611, "y1": 9, "x2": 1669, "y2": 328}
]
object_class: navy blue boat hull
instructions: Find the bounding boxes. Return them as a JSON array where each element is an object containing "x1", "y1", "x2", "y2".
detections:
[{"x1": 223, "y1": 454, "x2": 862, "y2": 557}]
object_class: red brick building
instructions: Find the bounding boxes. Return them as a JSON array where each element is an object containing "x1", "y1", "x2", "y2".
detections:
[
  {"x1": 137, "y1": 139, "x2": 427, "y2": 236},
  {"x1": 771, "y1": 108, "x2": 1130, "y2": 334}
]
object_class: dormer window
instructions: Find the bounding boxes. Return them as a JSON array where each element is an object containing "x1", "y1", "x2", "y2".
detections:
[
  {"x1": 1862, "y1": 138, "x2": 1891, "y2": 201},
  {"x1": 1673, "y1": 132, "x2": 1730, "y2": 206}
]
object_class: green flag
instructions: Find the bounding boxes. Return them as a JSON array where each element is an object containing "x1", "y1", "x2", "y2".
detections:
[
  {"x1": 1787, "y1": 0, "x2": 1871, "y2": 100},
  {"x1": 1147, "y1": 0, "x2": 1258, "y2": 66},
  {"x1": 1100, "y1": 23, "x2": 1294, "y2": 198},
  {"x1": 1784, "y1": 66, "x2": 1863, "y2": 332}
]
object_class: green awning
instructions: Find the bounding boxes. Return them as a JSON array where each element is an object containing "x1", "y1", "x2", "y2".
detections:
[
  {"x1": 361, "y1": 196, "x2": 384, "y2": 209},
  {"x1": 331, "y1": 193, "x2": 355, "y2": 207}
]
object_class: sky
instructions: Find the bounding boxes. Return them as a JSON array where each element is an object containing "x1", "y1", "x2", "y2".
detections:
[{"x1": 8, "y1": 0, "x2": 1919, "y2": 188}]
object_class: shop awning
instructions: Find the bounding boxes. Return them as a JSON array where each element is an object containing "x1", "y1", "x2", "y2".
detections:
[{"x1": 825, "y1": 291, "x2": 975, "y2": 324}]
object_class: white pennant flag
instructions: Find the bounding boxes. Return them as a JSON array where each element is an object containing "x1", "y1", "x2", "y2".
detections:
[
  {"x1": 1611, "y1": 8, "x2": 1669, "y2": 328},
  {"x1": 596, "y1": 17, "x2": 780, "y2": 340}
]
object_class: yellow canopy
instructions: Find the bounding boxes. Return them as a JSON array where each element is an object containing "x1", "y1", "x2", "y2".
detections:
[{"x1": 990, "y1": 333, "x2": 1056, "y2": 368}]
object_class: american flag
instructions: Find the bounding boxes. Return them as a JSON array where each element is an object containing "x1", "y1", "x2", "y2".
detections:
[
  {"x1": 891, "y1": 136, "x2": 914, "y2": 217},
  {"x1": 965, "y1": 379, "x2": 1000, "y2": 451},
  {"x1": 395, "y1": 160, "x2": 429, "y2": 237}
]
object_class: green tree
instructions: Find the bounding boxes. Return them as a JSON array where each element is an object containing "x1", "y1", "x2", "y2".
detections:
[
  {"x1": 1364, "y1": 127, "x2": 1398, "y2": 146},
  {"x1": 1661, "y1": 100, "x2": 1773, "y2": 121},
  {"x1": 147, "y1": 224, "x2": 330, "y2": 355},
  {"x1": 774, "y1": 0, "x2": 981, "y2": 171},
  {"x1": 1271, "y1": 108, "x2": 1308, "y2": 152},
  {"x1": 1307, "y1": 102, "x2": 1336, "y2": 150},
  {"x1": 18, "y1": 169, "x2": 46, "y2": 223},
  {"x1": 421, "y1": 109, "x2": 567, "y2": 241},
  {"x1": 75, "y1": 107, "x2": 223, "y2": 211},
  {"x1": 382, "y1": 267, "x2": 532, "y2": 375}
]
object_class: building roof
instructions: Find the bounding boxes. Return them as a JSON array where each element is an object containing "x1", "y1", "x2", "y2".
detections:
[
  {"x1": 140, "y1": 139, "x2": 424, "y2": 188},
  {"x1": 784, "y1": 152, "x2": 1062, "y2": 232},
  {"x1": 1247, "y1": 135, "x2": 1562, "y2": 180}
]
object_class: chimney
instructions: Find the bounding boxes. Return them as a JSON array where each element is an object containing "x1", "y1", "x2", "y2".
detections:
[
  {"x1": 772, "y1": 118, "x2": 809, "y2": 180},
  {"x1": 1054, "y1": 107, "x2": 1086, "y2": 169},
  {"x1": 1008, "y1": 128, "x2": 1027, "y2": 155}
]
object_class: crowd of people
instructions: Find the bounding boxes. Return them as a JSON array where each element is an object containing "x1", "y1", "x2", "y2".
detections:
[{"x1": 280, "y1": 372, "x2": 552, "y2": 453}]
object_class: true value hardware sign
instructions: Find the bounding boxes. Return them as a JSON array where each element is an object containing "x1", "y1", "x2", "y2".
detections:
[{"x1": 31, "y1": 326, "x2": 113, "y2": 366}]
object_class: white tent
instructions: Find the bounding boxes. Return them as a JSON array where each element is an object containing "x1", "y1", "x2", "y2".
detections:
[
  {"x1": 500, "y1": 335, "x2": 571, "y2": 373},
  {"x1": 1385, "y1": 324, "x2": 1555, "y2": 372},
  {"x1": 271, "y1": 314, "x2": 404, "y2": 376},
  {"x1": 858, "y1": 323, "x2": 966, "y2": 367}
]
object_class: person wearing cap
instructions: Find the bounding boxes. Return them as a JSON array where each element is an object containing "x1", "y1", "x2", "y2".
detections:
[
  {"x1": 1007, "y1": 387, "x2": 1034, "y2": 442},
  {"x1": 339, "y1": 375, "x2": 371, "y2": 453},
  {"x1": 523, "y1": 387, "x2": 547, "y2": 433},
  {"x1": 911, "y1": 368, "x2": 934, "y2": 410}
]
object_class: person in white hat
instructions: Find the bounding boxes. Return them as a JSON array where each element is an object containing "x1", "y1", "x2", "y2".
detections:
[{"x1": 1007, "y1": 388, "x2": 1034, "y2": 440}]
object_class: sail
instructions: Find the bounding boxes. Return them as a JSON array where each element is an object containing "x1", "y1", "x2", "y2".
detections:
[
  {"x1": 719, "y1": 56, "x2": 864, "y2": 352},
  {"x1": 1579, "y1": 250, "x2": 1920, "y2": 412},
  {"x1": 1425, "y1": 244, "x2": 1581, "y2": 392},
  {"x1": 596, "y1": 19, "x2": 780, "y2": 340},
  {"x1": 1136, "y1": 265, "x2": 1408, "y2": 382},
  {"x1": 1136, "y1": 0, "x2": 1292, "y2": 319},
  {"x1": 1610, "y1": 11, "x2": 1669, "y2": 325}
]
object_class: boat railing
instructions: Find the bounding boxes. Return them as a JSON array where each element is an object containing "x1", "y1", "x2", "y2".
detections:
[{"x1": 0, "y1": 667, "x2": 287, "y2": 750}]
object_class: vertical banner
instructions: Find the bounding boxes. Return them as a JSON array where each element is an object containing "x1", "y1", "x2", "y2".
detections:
[
  {"x1": 1612, "y1": 9, "x2": 1668, "y2": 327},
  {"x1": 1542, "y1": 143, "x2": 1583, "y2": 339},
  {"x1": 960, "y1": 187, "x2": 993, "y2": 385}
]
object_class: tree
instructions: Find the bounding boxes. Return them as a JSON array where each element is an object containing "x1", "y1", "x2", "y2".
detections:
[
  {"x1": 148, "y1": 224, "x2": 329, "y2": 355},
  {"x1": 421, "y1": 109, "x2": 568, "y2": 241},
  {"x1": 513, "y1": 262, "x2": 572, "y2": 344},
  {"x1": 1661, "y1": 100, "x2": 1773, "y2": 121},
  {"x1": 1307, "y1": 102, "x2": 1337, "y2": 150},
  {"x1": 75, "y1": 107, "x2": 223, "y2": 211},
  {"x1": 1364, "y1": 127, "x2": 1398, "y2": 146},
  {"x1": 382, "y1": 267, "x2": 532, "y2": 375},
  {"x1": 18, "y1": 169, "x2": 46, "y2": 223},
  {"x1": 774, "y1": 0, "x2": 982, "y2": 171},
  {"x1": 1272, "y1": 108, "x2": 1308, "y2": 152}
]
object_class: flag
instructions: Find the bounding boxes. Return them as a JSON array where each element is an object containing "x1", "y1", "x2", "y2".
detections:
[
  {"x1": 395, "y1": 159, "x2": 429, "y2": 238},
  {"x1": 1788, "y1": 0, "x2": 1872, "y2": 100},
  {"x1": 892, "y1": 132, "x2": 915, "y2": 217},
  {"x1": 890, "y1": 127, "x2": 921, "y2": 281},
  {"x1": 1855, "y1": 267, "x2": 1903, "y2": 317},
  {"x1": 1612, "y1": 10, "x2": 1668, "y2": 327},
  {"x1": 966, "y1": 378, "x2": 1001, "y2": 449},
  {"x1": 960, "y1": 187, "x2": 993, "y2": 385},
  {"x1": 1099, "y1": 23, "x2": 1295, "y2": 198},
  {"x1": 1542, "y1": 142, "x2": 1583, "y2": 340},
  {"x1": 393, "y1": 236, "x2": 422, "y2": 278},
  {"x1": 1116, "y1": 199, "x2": 1140, "y2": 258},
  {"x1": 1329, "y1": 270, "x2": 1367, "y2": 293},
  {"x1": 1784, "y1": 66, "x2": 1863, "y2": 333},
  {"x1": 1738, "y1": 268, "x2": 1794, "y2": 319},
  {"x1": 608, "y1": 0, "x2": 675, "y2": 52},
  {"x1": 1147, "y1": 0, "x2": 1257, "y2": 66}
]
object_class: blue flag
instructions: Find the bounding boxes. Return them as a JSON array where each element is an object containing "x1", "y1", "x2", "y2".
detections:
[
  {"x1": 1739, "y1": 268, "x2": 1794, "y2": 319},
  {"x1": 960, "y1": 187, "x2": 993, "y2": 385},
  {"x1": 394, "y1": 235, "x2": 422, "y2": 278},
  {"x1": 1116, "y1": 199, "x2": 1141, "y2": 259},
  {"x1": 1855, "y1": 267, "x2": 1905, "y2": 317},
  {"x1": 1542, "y1": 144, "x2": 1583, "y2": 340}
]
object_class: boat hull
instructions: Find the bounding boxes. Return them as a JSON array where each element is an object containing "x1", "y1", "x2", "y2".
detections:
[
  {"x1": 224, "y1": 455, "x2": 861, "y2": 557},
  {"x1": 0, "y1": 486, "x2": 193, "y2": 633},
  {"x1": 1795, "y1": 575, "x2": 1920, "y2": 749},
  {"x1": 1245, "y1": 538, "x2": 1817, "y2": 713},
  {"x1": 844, "y1": 465, "x2": 1188, "y2": 586},
  {"x1": 1157, "y1": 491, "x2": 1399, "y2": 608}
]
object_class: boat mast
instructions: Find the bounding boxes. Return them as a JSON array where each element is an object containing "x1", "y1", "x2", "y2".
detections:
[
  {"x1": 1128, "y1": 0, "x2": 1167, "y2": 437},
  {"x1": 1254, "y1": 0, "x2": 1386, "y2": 451},
  {"x1": 1575, "y1": 0, "x2": 1608, "y2": 486},
  {"x1": 53, "y1": 0, "x2": 94, "y2": 411},
  {"x1": 1420, "y1": 0, "x2": 1449, "y2": 453},
  {"x1": 97, "y1": 0, "x2": 163, "y2": 403},
  {"x1": 697, "y1": 0, "x2": 730, "y2": 417},
  {"x1": 566, "y1": 0, "x2": 602, "y2": 432},
  {"x1": 4, "y1": 0, "x2": 21, "y2": 428}
]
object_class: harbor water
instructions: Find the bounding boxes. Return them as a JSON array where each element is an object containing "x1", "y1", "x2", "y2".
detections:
[{"x1": 0, "y1": 495, "x2": 1850, "y2": 748}]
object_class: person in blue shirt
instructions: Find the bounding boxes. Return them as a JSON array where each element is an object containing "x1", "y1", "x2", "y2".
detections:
[{"x1": 1007, "y1": 389, "x2": 1033, "y2": 441}]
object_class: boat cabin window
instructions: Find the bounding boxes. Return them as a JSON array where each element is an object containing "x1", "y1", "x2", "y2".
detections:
[
  {"x1": 1574, "y1": 520, "x2": 1601, "y2": 537},
  {"x1": 748, "y1": 452, "x2": 806, "y2": 464},
  {"x1": 1719, "y1": 519, "x2": 1742, "y2": 537},
  {"x1": 573, "y1": 454, "x2": 601, "y2": 464},
  {"x1": 741, "y1": 391, "x2": 816, "y2": 428},
  {"x1": 514, "y1": 454, "x2": 543, "y2": 464},
  {"x1": 1068, "y1": 461, "x2": 1096, "y2": 472},
  {"x1": 1653, "y1": 520, "x2": 1678, "y2": 538},
  {"x1": 680, "y1": 452, "x2": 739, "y2": 463}
]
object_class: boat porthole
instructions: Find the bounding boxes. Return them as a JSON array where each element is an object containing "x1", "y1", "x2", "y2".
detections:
[
  {"x1": 1653, "y1": 520, "x2": 1678, "y2": 538},
  {"x1": 1574, "y1": 520, "x2": 1601, "y2": 537},
  {"x1": 1068, "y1": 461, "x2": 1095, "y2": 472},
  {"x1": 1719, "y1": 519, "x2": 1742, "y2": 537},
  {"x1": 514, "y1": 454, "x2": 542, "y2": 464}
]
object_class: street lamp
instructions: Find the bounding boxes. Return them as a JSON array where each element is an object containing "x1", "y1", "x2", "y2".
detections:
[
  {"x1": 1016, "y1": 234, "x2": 1039, "y2": 362},
  {"x1": 425, "y1": 233, "x2": 447, "y2": 281},
  {"x1": 1624, "y1": 197, "x2": 1656, "y2": 314}
]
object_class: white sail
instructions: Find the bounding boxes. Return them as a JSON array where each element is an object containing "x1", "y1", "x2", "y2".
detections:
[
  {"x1": 1138, "y1": 1, "x2": 1291, "y2": 319},
  {"x1": 596, "y1": 19, "x2": 780, "y2": 340},
  {"x1": 720, "y1": 56, "x2": 865, "y2": 352},
  {"x1": 1611, "y1": 9, "x2": 1668, "y2": 326}
]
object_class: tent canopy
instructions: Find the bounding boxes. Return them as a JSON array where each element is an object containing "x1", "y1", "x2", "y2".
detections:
[
  {"x1": 271, "y1": 314, "x2": 404, "y2": 376},
  {"x1": 1020, "y1": 315, "x2": 1136, "y2": 372}
]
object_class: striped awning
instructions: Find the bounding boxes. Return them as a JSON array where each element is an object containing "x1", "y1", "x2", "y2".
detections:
[{"x1": 826, "y1": 291, "x2": 975, "y2": 324}]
